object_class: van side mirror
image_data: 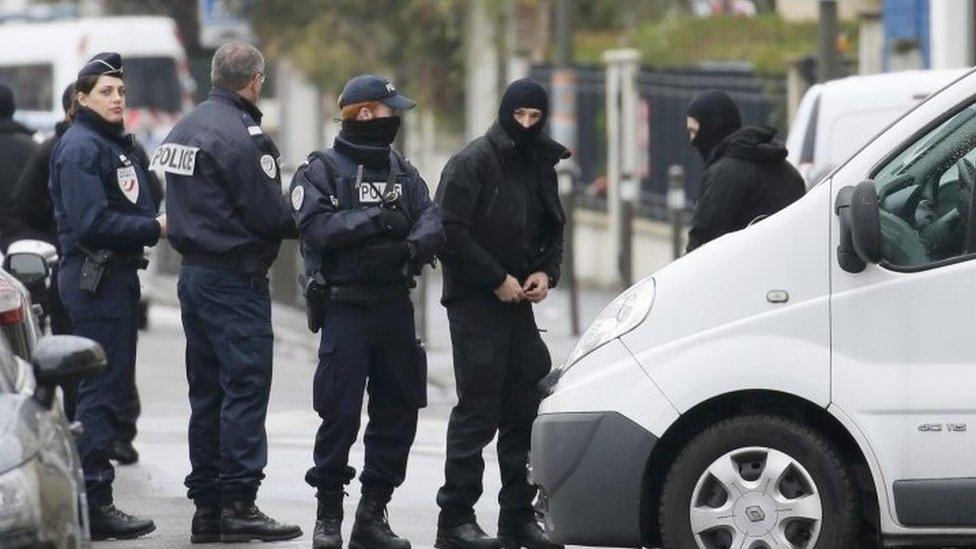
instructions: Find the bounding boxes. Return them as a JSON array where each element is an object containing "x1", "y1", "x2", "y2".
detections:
[
  {"x1": 32, "y1": 335, "x2": 106, "y2": 388},
  {"x1": 835, "y1": 180, "x2": 882, "y2": 273}
]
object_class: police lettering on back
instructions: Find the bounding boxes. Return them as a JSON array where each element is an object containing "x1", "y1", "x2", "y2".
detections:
[{"x1": 151, "y1": 143, "x2": 198, "y2": 176}]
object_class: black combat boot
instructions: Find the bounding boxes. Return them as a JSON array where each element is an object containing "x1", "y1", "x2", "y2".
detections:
[
  {"x1": 190, "y1": 503, "x2": 220, "y2": 544},
  {"x1": 109, "y1": 440, "x2": 139, "y2": 465},
  {"x1": 348, "y1": 492, "x2": 410, "y2": 549},
  {"x1": 313, "y1": 489, "x2": 344, "y2": 549},
  {"x1": 89, "y1": 503, "x2": 156, "y2": 541},
  {"x1": 219, "y1": 500, "x2": 303, "y2": 543},
  {"x1": 434, "y1": 522, "x2": 506, "y2": 549},
  {"x1": 497, "y1": 521, "x2": 563, "y2": 549}
]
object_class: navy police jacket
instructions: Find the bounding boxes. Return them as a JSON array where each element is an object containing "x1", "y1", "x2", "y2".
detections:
[
  {"x1": 157, "y1": 87, "x2": 297, "y2": 275},
  {"x1": 50, "y1": 108, "x2": 160, "y2": 258},
  {"x1": 290, "y1": 146, "x2": 444, "y2": 286}
]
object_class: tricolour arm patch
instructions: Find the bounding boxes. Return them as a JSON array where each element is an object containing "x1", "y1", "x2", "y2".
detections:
[{"x1": 150, "y1": 143, "x2": 200, "y2": 176}]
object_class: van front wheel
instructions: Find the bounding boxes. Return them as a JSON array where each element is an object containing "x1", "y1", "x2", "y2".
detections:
[{"x1": 659, "y1": 415, "x2": 860, "y2": 549}]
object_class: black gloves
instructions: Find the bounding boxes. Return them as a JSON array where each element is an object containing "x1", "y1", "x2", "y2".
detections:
[{"x1": 374, "y1": 206, "x2": 410, "y2": 237}]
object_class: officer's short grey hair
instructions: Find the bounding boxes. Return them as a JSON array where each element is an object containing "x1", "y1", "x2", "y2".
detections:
[{"x1": 211, "y1": 42, "x2": 265, "y2": 91}]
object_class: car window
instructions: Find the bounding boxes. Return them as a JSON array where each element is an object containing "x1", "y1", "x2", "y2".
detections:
[
  {"x1": 872, "y1": 103, "x2": 976, "y2": 268},
  {"x1": 124, "y1": 57, "x2": 182, "y2": 113}
]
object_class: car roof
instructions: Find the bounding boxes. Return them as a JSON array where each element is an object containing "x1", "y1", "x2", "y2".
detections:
[{"x1": 817, "y1": 69, "x2": 969, "y2": 113}]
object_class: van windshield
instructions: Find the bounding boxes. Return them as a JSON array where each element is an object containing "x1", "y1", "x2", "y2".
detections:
[
  {"x1": 0, "y1": 63, "x2": 54, "y2": 111},
  {"x1": 124, "y1": 56, "x2": 181, "y2": 113}
]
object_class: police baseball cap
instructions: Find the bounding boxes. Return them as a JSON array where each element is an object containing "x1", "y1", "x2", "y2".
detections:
[
  {"x1": 338, "y1": 74, "x2": 415, "y2": 111},
  {"x1": 78, "y1": 52, "x2": 124, "y2": 79}
]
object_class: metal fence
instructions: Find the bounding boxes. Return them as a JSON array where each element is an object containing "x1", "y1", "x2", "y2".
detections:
[{"x1": 532, "y1": 65, "x2": 787, "y2": 220}]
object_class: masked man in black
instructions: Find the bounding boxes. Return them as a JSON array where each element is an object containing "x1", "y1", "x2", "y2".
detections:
[
  {"x1": 685, "y1": 90, "x2": 805, "y2": 252},
  {"x1": 434, "y1": 79, "x2": 567, "y2": 549}
]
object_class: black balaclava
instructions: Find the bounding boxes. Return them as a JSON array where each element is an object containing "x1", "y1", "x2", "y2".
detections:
[
  {"x1": 498, "y1": 78, "x2": 549, "y2": 148},
  {"x1": 0, "y1": 83, "x2": 14, "y2": 119},
  {"x1": 687, "y1": 90, "x2": 742, "y2": 162},
  {"x1": 335, "y1": 115, "x2": 401, "y2": 166}
]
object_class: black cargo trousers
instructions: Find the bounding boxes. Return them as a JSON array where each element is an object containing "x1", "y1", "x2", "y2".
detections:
[{"x1": 436, "y1": 295, "x2": 552, "y2": 528}]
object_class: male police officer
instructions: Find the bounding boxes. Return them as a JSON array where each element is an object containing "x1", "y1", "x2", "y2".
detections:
[
  {"x1": 157, "y1": 42, "x2": 301, "y2": 543},
  {"x1": 291, "y1": 74, "x2": 443, "y2": 549}
]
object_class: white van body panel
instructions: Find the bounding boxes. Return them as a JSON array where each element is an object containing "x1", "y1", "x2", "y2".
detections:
[
  {"x1": 828, "y1": 69, "x2": 976, "y2": 534},
  {"x1": 538, "y1": 340, "x2": 680, "y2": 438},
  {"x1": 621, "y1": 181, "x2": 831, "y2": 413}
]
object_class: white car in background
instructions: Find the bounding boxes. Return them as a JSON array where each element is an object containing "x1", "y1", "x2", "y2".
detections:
[
  {"x1": 786, "y1": 69, "x2": 967, "y2": 187},
  {"x1": 532, "y1": 68, "x2": 976, "y2": 548}
]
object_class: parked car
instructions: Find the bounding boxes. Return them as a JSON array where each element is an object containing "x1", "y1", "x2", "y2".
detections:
[
  {"x1": 785, "y1": 68, "x2": 967, "y2": 187},
  {"x1": 531, "y1": 67, "x2": 976, "y2": 548},
  {"x1": 0, "y1": 245, "x2": 105, "y2": 548}
]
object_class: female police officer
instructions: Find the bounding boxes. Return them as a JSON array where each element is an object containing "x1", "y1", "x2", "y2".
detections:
[
  {"x1": 50, "y1": 52, "x2": 164, "y2": 541},
  {"x1": 291, "y1": 74, "x2": 443, "y2": 549}
]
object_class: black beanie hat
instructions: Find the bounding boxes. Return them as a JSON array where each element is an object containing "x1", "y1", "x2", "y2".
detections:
[
  {"x1": 498, "y1": 78, "x2": 549, "y2": 146},
  {"x1": 687, "y1": 90, "x2": 742, "y2": 161},
  {"x1": 0, "y1": 82, "x2": 14, "y2": 119}
]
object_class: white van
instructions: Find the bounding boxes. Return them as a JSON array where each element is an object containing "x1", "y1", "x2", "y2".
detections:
[
  {"x1": 786, "y1": 69, "x2": 967, "y2": 187},
  {"x1": 531, "y1": 68, "x2": 976, "y2": 548},
  {"x1": 0, "y1": 16, "x2": 195, "y2": 149}
]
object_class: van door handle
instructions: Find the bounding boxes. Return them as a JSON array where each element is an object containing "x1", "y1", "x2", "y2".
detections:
[{"x1": 767, "y1": 290, "x2": 789, "y2": 304}]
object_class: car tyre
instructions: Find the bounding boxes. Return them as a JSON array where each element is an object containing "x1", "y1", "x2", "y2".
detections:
[{"x1": 659, "y1": 415, "x2": 861, "y2": 549}]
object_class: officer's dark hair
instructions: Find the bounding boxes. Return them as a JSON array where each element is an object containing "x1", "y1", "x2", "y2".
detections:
[
  {"x1": 67, "y1": 74, "x2": 104, "y2": 122},
  {"x1": 211, "y1": 42, "x2": 265, "y2": 92}
]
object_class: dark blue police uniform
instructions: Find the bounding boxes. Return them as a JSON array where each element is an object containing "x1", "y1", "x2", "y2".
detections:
[
  {"x1": 50, "y1": 107, "x2": 160, "y2": 506},
  {"x1": 157, "y1": 87, "x2": 297, "y2": 507},
  {"x1": 292, "y1": 143, "x2": 443, "y2": 497}
]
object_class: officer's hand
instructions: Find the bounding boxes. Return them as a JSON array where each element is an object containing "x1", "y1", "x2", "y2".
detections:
[
  {"x1": 523, "y1": 271, "x2": 550, "y2": 303},
  {"x1": 156, "y1": 214, "x2": 168, "y2": 238},
  {"x1": 374, "y1": 207, "x2": 410, "y2": 237},
  {"x1": 494, "y1": 275, "x2": 525, "y2": 303}
]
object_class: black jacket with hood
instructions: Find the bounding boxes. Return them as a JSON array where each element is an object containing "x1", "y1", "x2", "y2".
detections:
[
  {"x1": 686, "y1": 126, "x2": 805, "y2": 252},
  {"x1": 0, "y1": 118, "x2": 37, "y2": 250},
  {"x1": 436, "y1": 122, "x2": 569, "y2": 303}
]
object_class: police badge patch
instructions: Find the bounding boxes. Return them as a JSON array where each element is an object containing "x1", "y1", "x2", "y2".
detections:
[
  {"x1": 291, "y1": 185, "x2": 304, "y2": 211},
  {"x1": 117, "y1": 166, "x2": 139, "y2": 203},
  {"x1": 260, "y1": 155, "x2": 278, "y2": 179}
]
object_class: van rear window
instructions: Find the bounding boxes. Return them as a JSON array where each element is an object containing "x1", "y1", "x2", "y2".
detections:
[
  {"x1": 0, "y1": 64, "x2": 54, "y2": 111},
  {"x1": 124, "y1": 57, "x2": 182, "y2": 113}
]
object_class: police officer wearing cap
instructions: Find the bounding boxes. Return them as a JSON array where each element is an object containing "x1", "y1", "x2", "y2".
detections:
[
  {"x1": 158, "y1": 42, "x2": 301, "y2": 543},
  {"x1": 291, "y1": 73, "x2": 443, "y2": 549},
  {"x1": 50, "y1": 52, "x2": 163, "y2": 540}
]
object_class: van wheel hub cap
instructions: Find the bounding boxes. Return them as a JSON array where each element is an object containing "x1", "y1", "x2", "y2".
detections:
[{"x1": 689, "y1": 447, "x2": 823, "y2": 549}]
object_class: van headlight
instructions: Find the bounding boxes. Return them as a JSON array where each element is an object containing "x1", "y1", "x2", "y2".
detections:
[
  {"x1": 566, "y1": 277, "x2": 656, "y2": 368},
  {"x1": 0, "y1": 459, "x2": 41, "y2": 532}
]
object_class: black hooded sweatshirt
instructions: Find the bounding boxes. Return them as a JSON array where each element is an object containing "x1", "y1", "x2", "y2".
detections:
[
  {"x1": 686, "y1": 125, "x2": 806, "y2": 252},
  {"x1": 435, "y1": 79, "x2": 570, "y2": 303}
]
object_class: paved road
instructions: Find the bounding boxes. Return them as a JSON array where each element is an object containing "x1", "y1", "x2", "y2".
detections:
[{"x1": 97, "y1": 279, "x2": 622, "y2": 548}]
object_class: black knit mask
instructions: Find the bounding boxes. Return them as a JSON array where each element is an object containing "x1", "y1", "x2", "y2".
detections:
[
  {"x1": 498, "y1": 79, "x2": 549, "y2": 147},
  {"x1": 687, "y1": 90, "x2": 742, "y2": 161}
]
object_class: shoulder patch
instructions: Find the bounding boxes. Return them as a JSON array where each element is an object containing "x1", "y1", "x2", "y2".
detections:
[
  {"x1": 291, "y1": 185, "x2": 305, "y2": 211},
  {"x1": 260, "y1": 154, "x2": 278, "y2": 179},
  {"x1": 150, "y1": 143, "x2": 199, "y2": 176}
]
